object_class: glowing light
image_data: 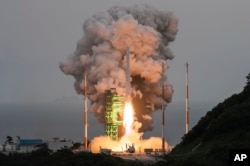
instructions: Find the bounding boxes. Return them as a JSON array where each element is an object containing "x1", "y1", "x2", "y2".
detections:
[{"x1": 123, "y1": 102, "x2": 134, "y2": 134}]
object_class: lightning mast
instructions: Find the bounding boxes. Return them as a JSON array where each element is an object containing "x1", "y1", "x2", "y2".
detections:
[
  {"x1": 185, "y1": 62, "x2": 189, "y2": 134},
  {"x1": 84, "y1": 66, "x2": 88, "y2": 149},
  {"x1": 126, "y1": 47, "x2": 131, "y2": 102},
  {"x1": 162, "y1": 62, "x2": 165, "y2": 152}
]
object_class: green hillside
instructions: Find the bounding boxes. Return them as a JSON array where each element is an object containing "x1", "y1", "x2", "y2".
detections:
[{"x1": 165, "y1": 73, "x2": 250, "y2": 166}]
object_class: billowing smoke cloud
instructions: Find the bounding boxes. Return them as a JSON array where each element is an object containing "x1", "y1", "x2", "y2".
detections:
[{"x1": 60, "y1": 4, "x2": 178, "y2": 132}]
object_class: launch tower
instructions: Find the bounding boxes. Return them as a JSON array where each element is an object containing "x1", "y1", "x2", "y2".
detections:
[{"x1": 105, "y1": 88, "x2": 124, "y2": 141}]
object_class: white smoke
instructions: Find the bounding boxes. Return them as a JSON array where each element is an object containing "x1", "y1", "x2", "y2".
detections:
[{"x1": 60, "y1": 4, "x2": 178, "y2": 132}]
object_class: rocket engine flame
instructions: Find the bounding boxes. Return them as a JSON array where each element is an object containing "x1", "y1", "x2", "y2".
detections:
[
  {"x1": 123, "y1": 102, "x2": 134, "y2": 134},
  {"x1": 59, "y1": 4, "x2": 178, "y2": 133}
]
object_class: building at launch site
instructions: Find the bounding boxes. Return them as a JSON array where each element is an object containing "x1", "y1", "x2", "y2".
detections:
[{"x1": 105, "y1": 88, "x2": 124, "y2": 141}]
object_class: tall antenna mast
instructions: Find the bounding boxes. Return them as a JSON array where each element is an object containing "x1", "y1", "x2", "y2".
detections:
[
  {"x1": 126, "y1": 47, "x2": 131, "y2": 102},
  {"x1": 162, "y1": 62, "x2": 165, "y2": 152},
  {"x1": 84, "y1": 66, "x2": 88, "y2": 149},
  {"x1": 185, "y1": 62, "x2": 189, "y2": 134}
]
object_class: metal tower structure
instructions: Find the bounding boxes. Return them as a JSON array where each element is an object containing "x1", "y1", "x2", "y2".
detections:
[
  {"x1": 126, "y1": 47, "x2": 131, "y2": 102},
  {"x1": 185, "y1": 62, "x2": 189, "y2": 134},
  {"x1": 105, "y1": 88, "x2": 124, "y2": 141},
  {"x1": 161, "y1": 62, "x2": 165, "y2": 152},
  {"x1": 83, "y1": 66, "x2": 88, "y2": 149}
]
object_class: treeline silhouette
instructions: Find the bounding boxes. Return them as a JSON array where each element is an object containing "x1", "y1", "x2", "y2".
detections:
[
  {"x1": 0, "y1": 147, "x2": 144, "y2": 166},
  {"x1": 166, "y1": 73, "x2": 250, "y2": 166}
]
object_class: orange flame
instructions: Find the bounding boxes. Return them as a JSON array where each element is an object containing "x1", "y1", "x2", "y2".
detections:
[
  {"x1": 90, "y1": 102, "x2": 170, "y2": 153},
  {"x1": 123, "y1": 102, "x2": 134, "y2": 134}
]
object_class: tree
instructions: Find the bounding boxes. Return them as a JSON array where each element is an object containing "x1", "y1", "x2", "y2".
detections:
[
  {"x1": 246, "y1": 73, "x2": 250, "y2": 85},
  {"x1": 71, "y1": 142, "x2": 82, "y2": 151},
  {"x1": 32, "y1": 143, "x2": 52, "y2": 157},
  {"x1": 6, "y1": 136, "x2": 13, "y2": 144}
]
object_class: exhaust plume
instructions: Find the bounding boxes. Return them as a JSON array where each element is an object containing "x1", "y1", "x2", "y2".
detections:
[{"x1": 59, "y1": 4, "x2": 178, "y2": 132}]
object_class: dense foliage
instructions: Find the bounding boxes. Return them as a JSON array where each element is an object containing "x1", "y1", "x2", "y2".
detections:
[
  {"x1": 167, "y1": 73, "x2": 250, "y2": 166},
  {"x1": 0, "y1": 150, "x2": 144, "y2": 166}
]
